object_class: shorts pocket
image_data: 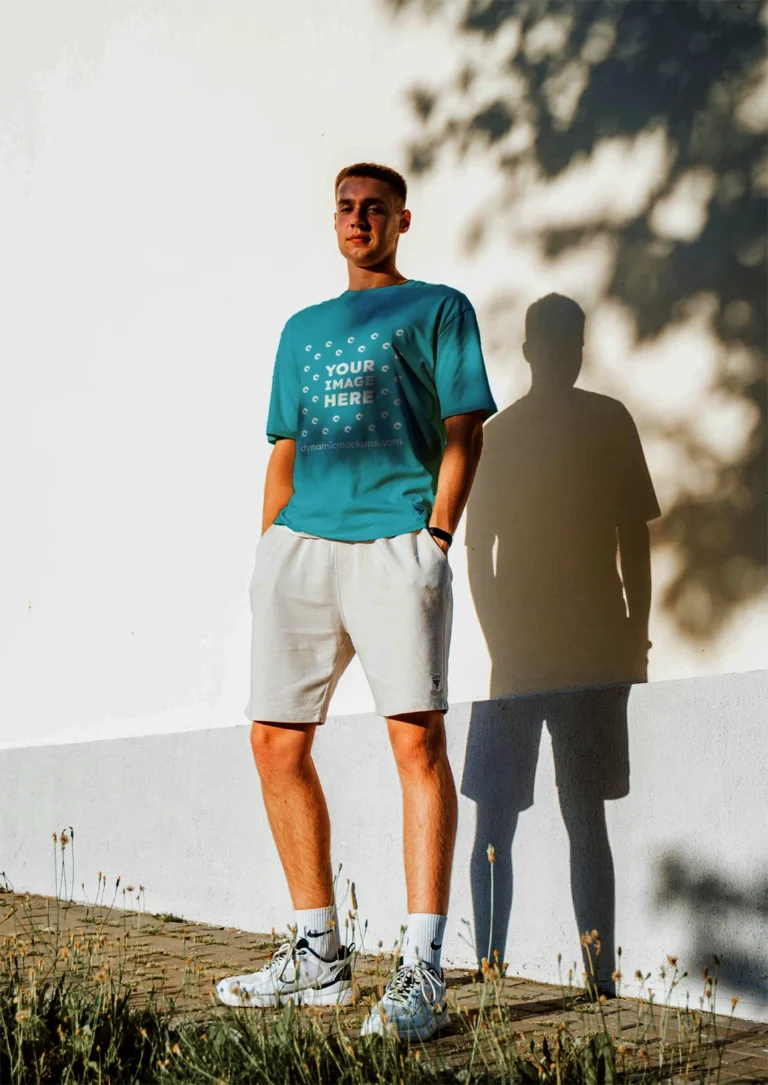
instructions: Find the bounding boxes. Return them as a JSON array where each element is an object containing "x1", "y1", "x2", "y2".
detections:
[
  {"x1": 257, "y1": 523, "x2": 277, "y2": 548},
  {"x1": 250, "y1": 524, "x2": 284, "y2": 586},
  {"x1": 423, "y1": 529, "x2": 449, "y2": 561},
  {"x1": 417, "y1": 531, "x2": 451, "y2": 584}
]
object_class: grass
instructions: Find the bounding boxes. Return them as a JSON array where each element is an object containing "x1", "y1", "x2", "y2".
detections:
[{"x1": 0, "y1": 831, "x2": 746, "y2": 1084}]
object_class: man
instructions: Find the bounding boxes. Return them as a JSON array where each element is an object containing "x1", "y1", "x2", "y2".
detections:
[{"x1": 216, "y1": 163, "x2": 497, "y2": 1040}]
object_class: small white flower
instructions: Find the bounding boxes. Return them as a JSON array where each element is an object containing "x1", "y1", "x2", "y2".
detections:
[
  {"x1": 315, "y1": 353, "x2": 321, "y2": 360},
  {"x1": 336, "y1": 349, "x2": 343, "y2": 356},
  {"x1": 322, "y1": 427, "x2": 329, "y2": 435},
  {"x1": 305, "y1": 345, "x2": 312, "y2": 351},
  {"x1": 326, "y1": 340, "x2": 332, "y2": 347},
  {"x1": 356, "y1": 412, "x2": 364, "y2": 421},
  {"x1": 371, "y1": 332, "x2": 379, "y2": 340},
  {"x1": 302, "y1": 408, "x2": 308, "y2": 415},
  {"x1": 312, "y1": 395, "x2": 318, "y2": 402},
  {"x1": 394, "y1": 422, "x2": 402, "y2": 430},
  {"x1": 382, "y1": 364, "x2": 389, "y2": 372},
  {"x1": 394, "y1": 375, "x2": 401, "y2": 381},
  {"x1": 313, "y1": 373, "x2": 319, "y2": 381},
  {"x1": 303, "y1": 386, "x2": 309, "y2": 393},
  {"x1": 395, "y1": 329, "x2": 404, "y2": 337},
  {"x1": 394, "y1": 398, "x2": 401, "y2": 406},
  {"x1": 381, "y1": 411, "x2": 388, "y2": 418},
  {"x1": 383, "y1": 342, "x2": 390, "y2": 350},
  {"x1": 368, "y1": 424, "x2": 376, "y2": 432},
  {"x1": 347, "y1": 336, "x2": 355, "y2": 343},
  {"x1": 304, "y1": 365, "x2": 310, "y2": 372},
  {"x1": 301, "y1": 429, "x2": 308, "y2": 437},
  {"x1": 358, "y1": 345, "x2": 365, "y2": 353},
  {"x1": 345, "y1": 425, "x2": 352, "y2": 433},
  {"x1": 381, "y1": 388, "x2": 389, "y2": 396},
  {"x1": 312, "y1": 417, "x2": 319, "y2": 424},
  {"x1": 333, "y1": 415, "x2": 340, "y2": 422}
]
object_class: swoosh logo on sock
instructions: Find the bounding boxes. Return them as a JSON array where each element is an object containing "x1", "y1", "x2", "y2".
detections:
[{"x1": 305, "y1": 927, "x2": 334, "y2": 938}]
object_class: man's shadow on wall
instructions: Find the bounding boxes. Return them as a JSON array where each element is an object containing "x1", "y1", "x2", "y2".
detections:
[{"x1": 463, "y1": 294, "x2": 661, "y2": 992}]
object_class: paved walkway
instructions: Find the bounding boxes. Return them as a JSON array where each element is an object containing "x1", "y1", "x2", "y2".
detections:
[{"x1": 3, "y1": 892, "x2": 767, "y2": 1082}]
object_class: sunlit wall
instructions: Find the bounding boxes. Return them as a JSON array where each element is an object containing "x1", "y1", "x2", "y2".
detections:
[{"x1": 2, "y1": 0, "x2": 765, "y2": 748}]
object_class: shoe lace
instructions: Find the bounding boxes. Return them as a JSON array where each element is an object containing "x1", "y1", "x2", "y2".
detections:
[
  {"x1": 385, "y1": 961, "x2": 442, "y2": 1005},
  {"x1": 261, "y1": 938, "x2": 354, "y2": 975},
  {"x1": 260, "y1": 940, "x2": 296, "y2": 974}
]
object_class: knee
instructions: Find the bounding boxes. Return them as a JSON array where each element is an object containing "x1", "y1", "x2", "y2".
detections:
[
  {"x1": 250, "y1": 722, "x2": 311, "y2": 780},
  {"x1": 391, "y1": 717, "x2": 448, "y2": 779}
]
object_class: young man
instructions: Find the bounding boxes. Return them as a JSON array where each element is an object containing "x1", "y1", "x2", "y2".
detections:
[{"x1": 216, "y1": 163, "x2": 497, "y2": 1040}]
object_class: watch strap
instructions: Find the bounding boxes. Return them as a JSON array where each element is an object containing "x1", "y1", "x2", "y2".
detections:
[{"x1": 428, "y1": 526, "x2": 453, "y2": 548}]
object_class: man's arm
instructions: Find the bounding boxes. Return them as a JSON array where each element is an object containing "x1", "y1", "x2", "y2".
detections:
[
  {"x1": 617, "y1": 517, "x2": 652, "y2": 679},
  {"x1": 429, "y1": 411, "x2": 486, "y2": 551},
  {"x1": 262, "y1": 438, "x2": 296, "y2": 535}
]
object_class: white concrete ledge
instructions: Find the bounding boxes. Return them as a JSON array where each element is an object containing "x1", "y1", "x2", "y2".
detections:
[{"x1": 2, "y1": 670, "x2": 766, "y2": 1022}]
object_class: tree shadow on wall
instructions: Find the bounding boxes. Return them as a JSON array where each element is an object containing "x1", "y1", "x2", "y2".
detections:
[
  {"x1": 460, "y1": 293, "x2": 660, "y2": 991},
  {"x1": 387, "y1": 0, "x2": 767, "y2": 644},
  {"x1": 656, "y1": 853, "x2": 768, "y2": 1008}
]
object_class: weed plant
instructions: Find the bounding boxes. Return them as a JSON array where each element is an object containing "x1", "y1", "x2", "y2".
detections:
[{"x1": 0, "y1": 831, "x2": 743, "y2": 1083}]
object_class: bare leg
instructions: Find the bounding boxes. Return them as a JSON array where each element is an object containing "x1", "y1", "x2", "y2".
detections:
[
  {"x1": 387, "y1": 710, "x2": 458, "y2": 914},
  {"x1": 250, "y1": 721, "x2": 334, "y2": 909}
]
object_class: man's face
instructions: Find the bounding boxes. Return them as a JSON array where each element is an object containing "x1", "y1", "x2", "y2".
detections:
[{"x1": 334, "y1": 176, "x2": 410, "y2": 267}]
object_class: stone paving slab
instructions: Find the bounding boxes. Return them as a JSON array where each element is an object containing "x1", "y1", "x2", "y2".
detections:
[{"x1": 3, "y1": 891, "x2": 767, "y2": 1082}]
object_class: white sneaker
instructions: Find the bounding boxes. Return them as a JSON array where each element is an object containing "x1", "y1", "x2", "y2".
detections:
[
  {"x1": 216, "y1": 937, "x2": 355, "y2": 1008},
  {"x1": 360, "y1": 960, "x2": 450, "y2": 1040}
]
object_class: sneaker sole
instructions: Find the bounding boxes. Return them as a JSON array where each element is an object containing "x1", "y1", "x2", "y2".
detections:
[
  {"x1": 360, "y1": 1006, "x2": 450, "y2": 1041},
  {"x1": 217, "y1": 978, "x2": 354, "y2": 1009},
  {"x1": 289, "y1": 981, "x2": 355, "y2": 1007}
]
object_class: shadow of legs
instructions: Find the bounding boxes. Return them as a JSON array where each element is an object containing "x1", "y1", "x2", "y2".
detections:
[
  {"x1": 470, "y1": 806, "x2": 518, "y2": 969},
  {"x1": 560, "y1": 792, "x2": 617, "y2": 995}
]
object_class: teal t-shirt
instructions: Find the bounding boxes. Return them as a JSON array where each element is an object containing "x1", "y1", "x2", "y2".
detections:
[{"x1": 266, "y1": 279, "x2": 497, "y2": 541}]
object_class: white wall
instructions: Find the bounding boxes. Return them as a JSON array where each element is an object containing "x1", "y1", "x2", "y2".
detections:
[
  {"x1": 2, "y1": 1, "x2": 765, "y2": 1028},
  {"x1": 2, "y1": 0, "x2": 766, "y2": 749},
  {"x1": 2, "y1": 671, "x2": 766, "y2": 1021}
]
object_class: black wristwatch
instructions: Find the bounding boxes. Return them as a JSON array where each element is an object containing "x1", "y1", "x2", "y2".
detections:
[{"x1": 428, "y1": 526, "x2": 453, "y2": 548}]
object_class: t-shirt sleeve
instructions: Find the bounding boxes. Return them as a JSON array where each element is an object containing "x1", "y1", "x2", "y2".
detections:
[
  {"x1": 435, "y1": 303, "x2": 498, "y2": 421},
  {"x1": 265, "y1": 320, "x2": 300, "y2": 444},
  {"x1": 614, "y1": 405, "x2": 661, "y2": 523}
]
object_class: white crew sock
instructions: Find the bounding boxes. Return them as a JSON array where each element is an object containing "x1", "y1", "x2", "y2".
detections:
[
  {"x1": 294, "y1": 903, "x2": 340, "y2": 961},
  {"x1": 401, "y1": 912, "x2": 447, "y2": 973}
]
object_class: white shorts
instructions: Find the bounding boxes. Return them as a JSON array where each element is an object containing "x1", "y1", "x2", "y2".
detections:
[{"x1": 244, "y1": 525, "x2": 453, "y2": 723}]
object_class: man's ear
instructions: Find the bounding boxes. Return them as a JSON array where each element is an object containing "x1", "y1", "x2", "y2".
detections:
[
  {"x1": 399, "y1": 208, "x2": 411, "y2": 234},
  {"x1": 522, "y1": 340, "x2": 532, "y2": 365}
]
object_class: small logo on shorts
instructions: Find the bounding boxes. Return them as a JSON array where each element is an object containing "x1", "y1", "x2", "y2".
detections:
[{"x1": 431, "y1": 673, "x2": 441, "y2": 690}]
